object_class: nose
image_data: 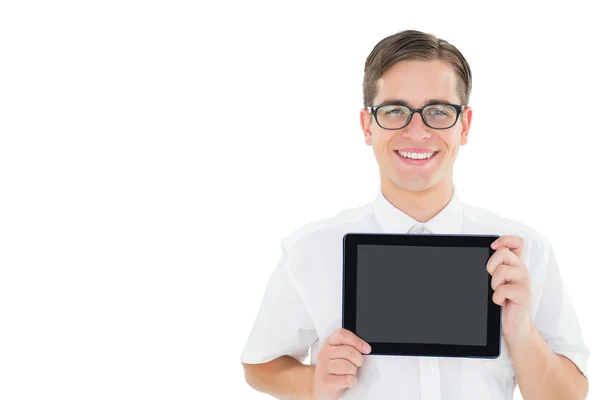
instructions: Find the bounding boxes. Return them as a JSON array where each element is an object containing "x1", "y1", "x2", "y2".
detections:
[{"x1": 401, "y1": 111, "x2": 432, "y2": 140}]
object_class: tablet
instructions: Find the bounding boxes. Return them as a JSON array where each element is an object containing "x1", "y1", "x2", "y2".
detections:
[{"x1": 342, "y1": 233, "x2": 502, "y2": 358}]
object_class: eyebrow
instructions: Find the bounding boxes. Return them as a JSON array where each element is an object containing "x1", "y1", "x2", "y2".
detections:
[{"x1": 378, "y1": 98, "x2": 453, "y2": 107}]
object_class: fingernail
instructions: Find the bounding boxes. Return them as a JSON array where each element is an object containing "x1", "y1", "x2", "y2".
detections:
[{"x1": 363, "y1": 343, "x2": 371, "y2": 353}]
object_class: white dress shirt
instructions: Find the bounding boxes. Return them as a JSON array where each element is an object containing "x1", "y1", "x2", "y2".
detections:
[{"x1": 241, "y1": 184, "x2": 589, "y2": 399}]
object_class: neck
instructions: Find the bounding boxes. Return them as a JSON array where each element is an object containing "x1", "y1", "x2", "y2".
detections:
[{"x1": 380, "y1": 174, "x2": 454, "y2": 223}]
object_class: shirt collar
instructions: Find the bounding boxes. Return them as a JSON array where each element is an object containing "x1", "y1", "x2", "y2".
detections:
[{"x1": 373, "y1": 184, "x2": 464, "y2": 234}]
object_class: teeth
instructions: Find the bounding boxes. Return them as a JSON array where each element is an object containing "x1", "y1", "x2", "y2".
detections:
[{"x1": 397, "y1": 151, "x2": 435, "y2": 160}]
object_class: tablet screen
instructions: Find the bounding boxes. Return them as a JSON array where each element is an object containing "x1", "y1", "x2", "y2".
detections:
[{"x1": 356, "y1": 244, "x2": 490, "y2": 346}]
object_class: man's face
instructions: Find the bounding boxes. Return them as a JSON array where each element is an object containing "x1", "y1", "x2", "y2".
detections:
[{"x1": 360, "y1": 60, "x2": 472, "y2": 193}]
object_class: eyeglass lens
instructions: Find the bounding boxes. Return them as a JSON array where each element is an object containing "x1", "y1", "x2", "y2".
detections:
[{"x1": 376, "y1": 104, "x2": 458, "y2": 129}]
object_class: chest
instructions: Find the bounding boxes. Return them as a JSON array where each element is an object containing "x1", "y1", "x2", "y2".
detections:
[{"x1": 301, "y1": 248, "x2": 517, "y2": 400}]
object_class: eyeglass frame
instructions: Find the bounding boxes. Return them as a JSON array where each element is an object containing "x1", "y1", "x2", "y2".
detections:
[{"x1": 366, "y1": 102, "x2": 466, "y2": 130}]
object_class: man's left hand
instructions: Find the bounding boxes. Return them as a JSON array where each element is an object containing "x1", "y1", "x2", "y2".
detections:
[{"x1": 486, "y1": 235, "x2": 533, "y2": 342}]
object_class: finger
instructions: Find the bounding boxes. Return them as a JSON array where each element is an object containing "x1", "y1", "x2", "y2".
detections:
[
  {"x1": 490, "y1": 264, "x2": 529, "y2": 291},
  {"x1": 491, "y1": 235, "x2": 525, "y2": 259},
  {"x1": 326, "y1": 358, "x2": 358, "y2": 376},
  {"x1": 324, "y1": 373, "x2": 357, "y2": 390},
  {"x1": 492, "y1": 283, "x2": 531, "y2": 306},
  {"x1": 327, "y1": 328, "x2": 371, "y2": 354},
  {"x1": 328, "y1": 344, "x2": 365, "y2": 368},
  {"x1": 486, "y1": 247, "x2": 523, "y2": 275}
]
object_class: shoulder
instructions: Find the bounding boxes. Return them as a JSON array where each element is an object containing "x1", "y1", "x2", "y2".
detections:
[
  {"x1": 276, "y1": 202, "x2": 377, "y2": 297},
  {"x1": 280, "y1": 201, "x2": 376, "y2": 252},
  {"x1": 462, "y1": 202, "x2": 540, "y2": 237},
  {"x1": 461, "y1": 202, "x2": 552, "y2": 265}
]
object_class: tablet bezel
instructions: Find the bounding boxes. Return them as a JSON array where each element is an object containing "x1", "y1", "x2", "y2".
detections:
[{"x1": 342, "y1": 233, "x2": 502, "y2": 358}]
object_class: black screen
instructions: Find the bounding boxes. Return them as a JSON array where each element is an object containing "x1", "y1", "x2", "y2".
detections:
[{"x1": 356, "y1": 244, "x2": 490, "y2": 346}]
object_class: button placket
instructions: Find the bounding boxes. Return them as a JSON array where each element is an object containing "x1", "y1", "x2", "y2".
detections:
[
  {"x1": 408, "y1": 224, "x2": 439, "y2": 399},
  {"x1": 419, "y1": 358, "x2": 441, "y2": 400}
]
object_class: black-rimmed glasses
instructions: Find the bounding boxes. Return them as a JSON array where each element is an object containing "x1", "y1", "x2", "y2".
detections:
[{"x1": 367, "y1": 103, "x2": 465, "y2": 130}]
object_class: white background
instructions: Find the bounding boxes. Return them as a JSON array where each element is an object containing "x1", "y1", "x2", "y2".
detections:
[{"x1": 0, "y1": 1, "x2": 598, "y2": 399}]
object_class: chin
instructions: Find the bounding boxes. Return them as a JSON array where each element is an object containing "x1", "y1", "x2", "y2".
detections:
[
  {"x1": 401, "y1": 182, "x2": 436, "y2": 192},
  {"x1": 389, "y1": 177, "x2": 436, "y2": 193}
]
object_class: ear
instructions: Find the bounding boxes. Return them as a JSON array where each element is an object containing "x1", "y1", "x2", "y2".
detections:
[
  {"x1": 460, "y1": 106, "x2": 473, "y2": 146},
  {"x1": 360, "y1": 108, "x2": 373, "y2": 146}
]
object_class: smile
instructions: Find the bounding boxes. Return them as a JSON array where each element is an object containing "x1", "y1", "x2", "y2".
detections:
[{"x1": 394, "y1": 150, "x2": 439, "y2": 165}]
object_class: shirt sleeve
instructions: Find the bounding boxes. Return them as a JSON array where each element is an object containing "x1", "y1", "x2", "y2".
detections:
[
  {"x1": 532, "y1": 238, "x2": 590, "y2": 378},
  {"x1": 240, "y1": 239, "x2": 318, "y2": 364}
]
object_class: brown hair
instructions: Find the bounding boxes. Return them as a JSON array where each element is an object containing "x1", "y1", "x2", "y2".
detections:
[{"x1": 362, "y1": 30, "x2": 472, "y2": 108}]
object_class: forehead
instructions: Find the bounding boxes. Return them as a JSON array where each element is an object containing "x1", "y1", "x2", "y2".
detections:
[{"x1": 376, "y1": 59, "x2": 459, "y2": 106}]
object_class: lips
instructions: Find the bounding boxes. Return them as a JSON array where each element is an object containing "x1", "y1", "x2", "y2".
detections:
[{"x1": 394, "y1": 150, "x2": 439, "y2": 166}]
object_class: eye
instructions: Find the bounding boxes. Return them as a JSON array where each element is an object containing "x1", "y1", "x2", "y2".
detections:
[
  {"x1": 381, "y1": 105, "x2": 409, "y2": 116},
  {"x1": 426, "y1": 107, "x2": 449, "y2": 116}
]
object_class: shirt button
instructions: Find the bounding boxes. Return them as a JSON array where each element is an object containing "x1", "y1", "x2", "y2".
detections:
[{"x1": 428, "y1": 364, "x2": 434, "y2": 372}]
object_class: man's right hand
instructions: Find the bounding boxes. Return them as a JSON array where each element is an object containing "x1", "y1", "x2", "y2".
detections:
[{"x1": 311, "y1": 328, "x2": 371, "y2": 400}]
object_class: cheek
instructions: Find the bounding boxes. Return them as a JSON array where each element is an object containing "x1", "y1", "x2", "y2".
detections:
[
  {"x1": 372, "y1": 132, "x2": 392, "y2": 151},
  {"x1": 443, "y1": 133, "x2": 463, "y2": 153}
]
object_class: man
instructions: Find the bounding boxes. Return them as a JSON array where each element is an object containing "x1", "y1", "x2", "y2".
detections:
[{"x1": 240, "y1": 30, "x2": 589, "y2": 400}]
